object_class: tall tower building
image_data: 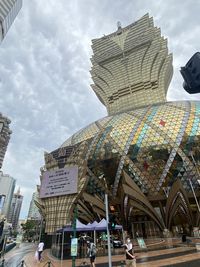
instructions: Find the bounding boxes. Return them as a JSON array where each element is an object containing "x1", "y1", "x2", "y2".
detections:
[
  {"x1": 90, "y1": 14, "x2": 173, "y2": 115},
  {"x1": 0, "y1": 1, "x2": 22, "y2": 164},
  {"x1": 0, "y1": 0, "x2": 22, "y2": 42},
  {"x1": 8, "y1": 188, "x2": 23, "y2": 230},
  {"x1": 28, "y1": 191, "x2": 41, "y2": 220},
  {"x1": 0, "y1": 114, "x2": 12, "y2": 169},
  {"x1": 0, "y1": 171, "x2": 16, "y2": 219}
]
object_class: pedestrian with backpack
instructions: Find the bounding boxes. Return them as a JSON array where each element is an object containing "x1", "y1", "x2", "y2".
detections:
[{"x1": 87, "y1": 240, "x2": 96, "y2": 267}]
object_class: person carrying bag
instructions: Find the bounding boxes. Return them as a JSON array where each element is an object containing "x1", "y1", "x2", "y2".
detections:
[{"x1": 87, "y1": 240, "x2": 96, "y2": 267}]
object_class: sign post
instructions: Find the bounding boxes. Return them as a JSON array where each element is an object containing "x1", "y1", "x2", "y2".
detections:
[
  {"x1": 137, "y1": 238, "x2": 147, "y2": 249},
  {"x1": 72, "y1": 204, "x2": 77, "y2": 267},
  {"x1": 71, "y1": 238, "x2": 78, "y2": 257}
]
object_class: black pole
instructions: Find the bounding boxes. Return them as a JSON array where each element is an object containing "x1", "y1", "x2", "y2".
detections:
[{"x1": 72, "y1": 204, "x2": 77, "y2": 267}]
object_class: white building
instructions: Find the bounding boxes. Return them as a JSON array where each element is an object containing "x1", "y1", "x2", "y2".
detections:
[
  {"x1": 7, "y1": 188, "x2": 23, "y2": 230},
  {"x1": 0, "y1": 0, "x2": 22, "y2": 42},
  {"x1": 0, "y1": 171, "x2": 16, "y2": 219}
]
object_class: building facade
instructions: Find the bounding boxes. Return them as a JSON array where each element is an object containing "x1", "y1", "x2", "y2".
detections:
[
  {"x1": 0, "y1": 1, "x2": 22, "y2": 165},
  {"x1": 28, "y1": 191, "x2": 41, "y2": 220},
  {"x1": 0, "y1": 0, "x2": 22, "y2": 42},
  {"x1": 8, "y1": 188, "x2": 23, "y2": 230},
  {"x1": 0, "y1": 171, "x2": 16, "y2": 219},
  {"x1": 90, "y1": 14, "x2": 173, "y2": 115},
  {"x1": 38, "y1": 14, "x2": 200, "y2": 237},
  {"x1": 0, "y1": 114, "x2": 12, "y2": 169}
]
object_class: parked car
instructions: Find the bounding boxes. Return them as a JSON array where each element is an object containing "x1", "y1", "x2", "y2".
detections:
[
  {"x1": 105, "y1": 238, "x2": 123, "y2": 248},
  {"x1": 111, "y1": 238, "x2": 123, "y2": 248}
]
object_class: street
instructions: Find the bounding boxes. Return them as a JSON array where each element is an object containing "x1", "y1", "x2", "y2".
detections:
[{"x1": 1, "y1": 243, "x2": 35, "y2": 267}]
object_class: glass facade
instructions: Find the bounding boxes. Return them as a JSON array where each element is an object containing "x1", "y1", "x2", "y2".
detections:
[
  {"x1": 39, "y1": 15, "x2": 200, "y2": 236},
  {"x1": 62, "y1": 101, "x2": 200, "y2": 196},
  {"x1": 40, "y1": 101, "x2": 200, "y2": 234}
]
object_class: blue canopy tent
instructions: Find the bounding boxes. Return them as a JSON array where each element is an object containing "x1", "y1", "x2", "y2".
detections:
[
  {"x1": 57, "y1": 218, "x2": 122, "y2": 232},
  {"x1": 94, "y1": 218, "x2": 122, "y2": 231},
  {"x1": 54, "y1": 219, "x2": 123, "y2": 260}
]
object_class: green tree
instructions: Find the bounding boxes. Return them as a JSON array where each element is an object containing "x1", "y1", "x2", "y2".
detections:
[{"x1": 21, "y1": 220, "x2": 37, "y2": 241}]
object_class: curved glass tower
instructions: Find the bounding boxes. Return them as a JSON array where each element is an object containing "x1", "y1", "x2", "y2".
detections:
[{"x1": 39, "y1": 15, "x2": 200, "y2": 238}]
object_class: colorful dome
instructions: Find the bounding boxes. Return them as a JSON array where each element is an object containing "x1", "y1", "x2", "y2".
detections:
[{"x1": 61, "y1": 101, "x2": 200, "y2": 196}]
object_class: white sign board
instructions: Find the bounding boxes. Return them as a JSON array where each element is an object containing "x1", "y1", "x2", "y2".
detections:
[
  {"x1": 71, "y1": 238, "x2": 78, "y2": 256},
  {"x1": 40, "y1": 166, "x2": 78, "y2": 198},
  {"x1": 137, "y1": 238, "x2": 147, "y2": 249}
]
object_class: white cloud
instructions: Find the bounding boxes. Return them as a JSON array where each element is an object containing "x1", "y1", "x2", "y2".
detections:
[{"x1": 0, "y1": 0, "x2": 200, "y2": 218}]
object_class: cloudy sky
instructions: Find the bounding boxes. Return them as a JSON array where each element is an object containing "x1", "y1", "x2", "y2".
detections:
[{"x1": 0, "y1": 0, "x2": 200, "y2": 219}]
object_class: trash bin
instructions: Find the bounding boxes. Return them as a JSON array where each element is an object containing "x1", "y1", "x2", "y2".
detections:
[{"x1": 182, "y1": 234, "x2": 186, "y2": 242}]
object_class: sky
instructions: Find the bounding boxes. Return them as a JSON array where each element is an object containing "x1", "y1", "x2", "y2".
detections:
[{"x1": 0, "y1": 0, "x2": 200, "y2": 219}]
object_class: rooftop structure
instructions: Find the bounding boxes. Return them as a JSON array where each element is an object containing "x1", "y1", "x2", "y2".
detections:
[{"x1": 90, "y1": 14, "x2": 173, "y2": 115}]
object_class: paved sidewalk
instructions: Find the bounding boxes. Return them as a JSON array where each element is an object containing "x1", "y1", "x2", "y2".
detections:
[{"x1": 23, "y1": 244, "x2": 200, "y2": 267}]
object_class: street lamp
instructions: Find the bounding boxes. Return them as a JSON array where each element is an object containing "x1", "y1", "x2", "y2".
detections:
[{"x1": 105, "y1": 193, "x2": 112, "y2": 267}]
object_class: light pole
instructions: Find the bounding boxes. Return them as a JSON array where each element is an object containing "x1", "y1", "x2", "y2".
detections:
[
  {"x1": 105, "y1": 193, "x2": 112, "y2": 267},
  {"x1": 61, "y1": 228, "x2": 64, "y2": 267},
  {"x1": 101, "y1": 176, "x2": 112, "y2": 267}
]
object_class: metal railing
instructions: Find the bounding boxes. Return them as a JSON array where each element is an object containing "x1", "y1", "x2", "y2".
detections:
[{"x1": 40, "y1": 261, "x2": 55, "y2": 267}]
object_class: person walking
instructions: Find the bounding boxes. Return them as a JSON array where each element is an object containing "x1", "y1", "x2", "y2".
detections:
[
  {"x1": 87, "y1": 240, "x2": 96, "y2": 267},
  {"x1": 37, "y1": 241, "x2": 44, "y2": 262},
  {"x1": 124, "y1": 237, "x2": 136, "y2": 267}
]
